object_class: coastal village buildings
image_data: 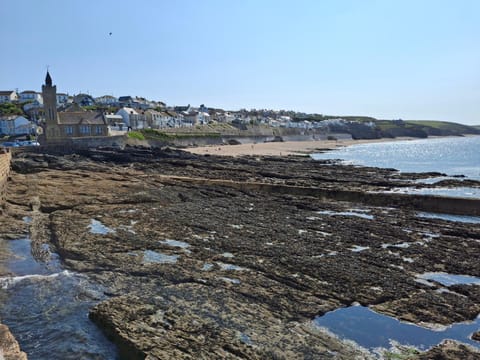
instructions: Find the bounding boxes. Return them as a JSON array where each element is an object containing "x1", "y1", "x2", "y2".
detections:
[
  {"x1": 19, "y1": 90, "x2": 42, "y2": 103},
  {"x1": 96, "y1": 95, "x2": 118, "y2": 106},
  {"x1": 116, "y1": 107, "x2": 146, "y2": 129},
  {"x1": 56, "y1": 93, "x2": 69, "y2": 105},
  {"x1": 42, "y1": 72, "x2": 109, "y2": 143},
  {"x1": 1, "y1": 72, "x2": 358, "y2": 139},
  {"x1": 0, "y1": 115, "x2": 35, "y2": 136},
  {"x1": 73, "y1": 94, "x2": 95, "y2": 107},
  {"x1": 0, "y1": 91, "x2": 18, "y2": 103}
]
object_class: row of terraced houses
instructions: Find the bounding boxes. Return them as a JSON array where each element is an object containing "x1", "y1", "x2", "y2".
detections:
[{"x1": 2, "y1": 72, "x2": 336, "y2": 143}]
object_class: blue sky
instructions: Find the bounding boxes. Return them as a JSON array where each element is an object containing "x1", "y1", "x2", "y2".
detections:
[{"x1": 1, "y1": 0, "x2": 479, "y2": 124}]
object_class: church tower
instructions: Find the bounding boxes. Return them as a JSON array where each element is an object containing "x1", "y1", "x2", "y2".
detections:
[{"x1": 42, "y1": 71, "x2": 58, "y2": 125}]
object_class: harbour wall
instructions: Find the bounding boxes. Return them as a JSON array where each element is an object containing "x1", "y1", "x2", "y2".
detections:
[
  {"x1": 159, "y1": 175, "x2": 480, "y2": 217},
  {"x1": 0, "y1": 148, "x2": 11, "y2": 206}
]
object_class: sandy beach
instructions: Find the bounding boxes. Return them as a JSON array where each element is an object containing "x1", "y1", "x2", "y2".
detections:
[{"x1": 185, "y1": 137, "x2": 416, "y2": 157}]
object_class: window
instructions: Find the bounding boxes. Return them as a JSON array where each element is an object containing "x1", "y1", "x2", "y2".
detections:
[
  {"x1": 65, "y1": 126, "x2": 73, "y2": 135},
  {"x1": 80, "y1": 125, "x2": 90, "y2": 134},
  {"x1": 95, "y1": 126, "x2": 103, "y2": 135}
]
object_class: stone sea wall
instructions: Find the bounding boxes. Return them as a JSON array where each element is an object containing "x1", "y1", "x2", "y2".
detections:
[
  {"x1": 0, "y1": 149, "x2": 27, "y2": 359},
  {"x1": 160, "y1": 176, "x2": 480, "y2": 217},
  {"x1": 0, "y1": 148, "x2": 11, "y2": 206}
]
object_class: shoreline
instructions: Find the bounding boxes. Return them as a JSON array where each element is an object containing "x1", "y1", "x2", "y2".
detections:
[
  {"x1": 184, "y1": 134, "x2": 480, "y2": 157},
  {"x1": 185, "y1": 136, "x2": 420, "y2": 157}
]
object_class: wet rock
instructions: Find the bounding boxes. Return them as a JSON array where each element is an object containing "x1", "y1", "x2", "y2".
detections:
[
  {"x1": 472, "y1": 331, "x2": 480, "y2": 342},
  {"x1": 0, "y1": 323, "x2": 27, "y2": 360},
  {"x1": 417, "y1": 340, "x2": 480, "y2": 359}
]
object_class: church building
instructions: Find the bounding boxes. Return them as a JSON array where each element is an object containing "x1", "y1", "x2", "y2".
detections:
[{"x1": 42, "y1": 71, "x2": 109, "y2": 143}]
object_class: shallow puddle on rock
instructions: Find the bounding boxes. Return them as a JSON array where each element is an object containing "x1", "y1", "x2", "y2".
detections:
[
  {"x1": 22, "y1": 216, "x2": 32, "y2": 224},
  {"x1": 217, "y1": 262, "x2": 246, "y2": 271},
  {"x1": 3, "y1": 238, "x2": 61, "y2": 276},
  {"x1": 351, "y1": 245, "x2": 369, "y2": 252},
  {"x1": 239, "y1": 333, "x2": 253, "y2": 345},
  {"x1": 416, "y1": 212, "x2": 480, "y2": 224},
  {"x1": 142, "y1": 250, "x2": 179, "y2": 264},
  {"x1": 221, "y1": 252, "x2": 234, "y2": 258},
  {"x1": 201, "y1": 263, "x2": 214, "y2": 271},
  {"x1": 416, "y1": 272, "x2": 480, "y2": 286},
  {"x1": 316, "y1": 231, "x2": 332, "y2": 236},
  {"x1": 422, "y1": 232, "x2": 440, "y2": 241},
  {"x1": 317, "y1": 210, "x2": 374, "y2": 220},
  {"x1": 119, "y1": 208, "x2": 139, "y2": 213},
  {"x1": 160, "y1": 239, "x2": 190, "y2": 249},
  {"x1": 219, "y1": 277, "x2": 241, "y2": 284},
  {"x1": 382, "y1": 242, "x2": 413, "y2": 249},
  {"x1": 313, "y1": 305, "x2": 480, "y2": 351},
  {"x1": 88, "y1": 219, "x2": 115, "y2": 235}
]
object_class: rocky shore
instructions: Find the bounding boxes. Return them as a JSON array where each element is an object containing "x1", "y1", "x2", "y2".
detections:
[
  {"x1": 0, "y1": 324, "x2": 27, "y2": 360},
  {"x1": 1, "y1": 146, "x2": 480, "y2": 359}
]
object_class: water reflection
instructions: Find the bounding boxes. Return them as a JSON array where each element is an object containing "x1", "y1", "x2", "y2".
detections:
[
  {"x1": 416, "y1": 212, "x2": 480, "y2": 224},
  {"x1": 313, "y1": 305, "x2": 480, "y2": 351}
]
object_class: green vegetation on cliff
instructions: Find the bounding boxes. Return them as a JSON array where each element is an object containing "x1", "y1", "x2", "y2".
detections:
[
  {"x1": 405, "y1": 120, "x2": 479, "y2": 135},
  {"x1": 126, "y1": 131, "x2": 145, "y2": 140},
  {"x1": 0, "y1": 102, "x2": 25, "y2": 116},
  {"x1": 368, "y1": 119, "x2": 479, "y2": 138},
  {"x1": 135, "y1": 128, "x2": 221, "y2": 141}
]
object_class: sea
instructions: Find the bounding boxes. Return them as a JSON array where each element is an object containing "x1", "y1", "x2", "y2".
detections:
[{"x1": 311, "y1": 136, "x2": 480, "y2": 198}]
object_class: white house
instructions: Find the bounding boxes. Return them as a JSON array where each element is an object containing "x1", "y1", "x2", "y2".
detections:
[
  {"x1": 0, "y1": 91, "x2": 18, "y2": 103},
  {"x1": 19, "y1": 91, "x2": 42, "y2": 103},
  {"x1": 96, "y1": 95, "x2": 118, "y2": 106},
  {"x1": 196, "y1": 112, "x2": 210, "y2": 125},
  {"x1": 144, "y1": 110, "x2": 169, "y2": 128},
  {"x1": 116, "y1": 107, "x2": 147, "y2": 129},
  {"x1": 23, "y1": 100, "x2": 43, "y2": 113},
  {"x1": 0, "y1": 116, "x2": 35, "y2": 136},
  {"x1": 105, "y1": 114, "x2": 126, "y2": 131}
]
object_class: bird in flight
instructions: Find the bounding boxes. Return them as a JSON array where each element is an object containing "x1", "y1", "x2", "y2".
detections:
[{"x1": 109, "y1": 32, "x2": 112, "y2": 36}]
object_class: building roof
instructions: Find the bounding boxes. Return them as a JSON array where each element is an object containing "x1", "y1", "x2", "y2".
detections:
[
  {"x1": 165, "y1": 111, "x2": 179, "y2": 117},
  {"x1": 57, "y1": 111, "x2": 106, "y2": 125},
  {"x1": 63, "y1": 103, "x2": 84, "y2": 112},
  {"x1": 20, "y1": 90, "x2": 37, "y2": 94},
  {"x1": 105, "y1": 114, "x2": 123, "y2": 119},
  {"x1": 119, "y1": 107, "x2": 138, "y2": 114},
  {"x1": 0, "y1": 91, "x2": 16, "y2": 96},
  {"x1": 174, "y1": 105, "x2": 190, "y2": 112},
  {"x1": 118, "y1": 96, "x2": 133, "y2": 102},
  {"x1": 74, "y1": 93, "x2": 94, "y2": 100}
]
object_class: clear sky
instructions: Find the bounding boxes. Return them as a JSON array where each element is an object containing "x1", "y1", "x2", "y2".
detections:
[{"x1": 1, "y1": 0, "x2": 479, "y2": 124}]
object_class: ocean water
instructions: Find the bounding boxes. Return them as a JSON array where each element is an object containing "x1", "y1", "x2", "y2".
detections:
[
  {"x1": 311, "y1": 136, "x2": 480, "y2": 180},
  {"x1": 0, "y1": 238, "x2": 118, "y2": 359},
  {"x1": 311, "y1": 136, "x2": 480, "y2": 198}
]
